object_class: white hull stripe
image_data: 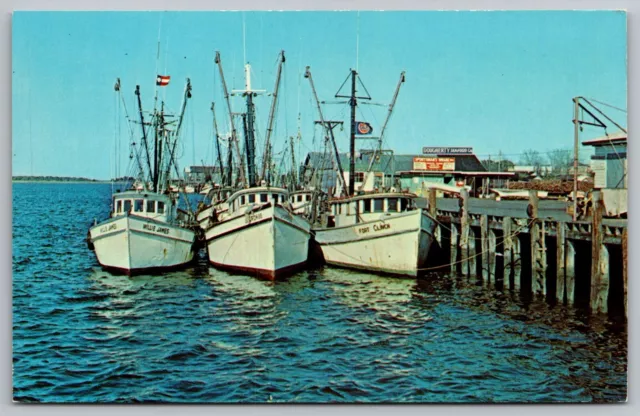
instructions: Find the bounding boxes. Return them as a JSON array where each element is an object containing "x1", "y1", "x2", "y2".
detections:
[{"x1": 315, "y1": 227, "x2": 423, "y2": 246}]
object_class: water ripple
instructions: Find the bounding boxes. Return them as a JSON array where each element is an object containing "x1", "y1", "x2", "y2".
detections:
[{"x1": 12, "y1": 183, "x2": 627, "y2": 403}]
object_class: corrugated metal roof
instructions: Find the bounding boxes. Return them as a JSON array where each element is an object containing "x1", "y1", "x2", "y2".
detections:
[{"x1": 302, "y1": 151, "x2": 487, "y2": 174}]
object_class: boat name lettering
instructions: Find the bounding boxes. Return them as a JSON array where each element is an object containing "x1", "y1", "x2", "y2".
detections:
[
  {"x1": 143, "y1": 223, "x2": 170, "y2": 235},
  {"x1": 358, "y1": 226, "x2": 370, "y2": 234},
  {"x1": 99, "y1": 223, "x2": 117, "y2": 233},
  {"x1": 374, "y1": 223, "x2": 391, "y2": 232},
  {"x1": 246, "y1": 213, "x2": 263, "y2": 223}
]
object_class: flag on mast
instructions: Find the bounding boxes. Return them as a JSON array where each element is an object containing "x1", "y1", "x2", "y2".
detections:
[
  {"x1": 355, "y1": 121, "x2": 373, "y2": 135},
  {"x1": 156, "y1": 75, "x2": 170, "y2": 86}
]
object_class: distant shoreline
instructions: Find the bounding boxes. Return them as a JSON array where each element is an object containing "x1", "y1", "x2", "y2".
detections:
[
  {"x1": 12, "y1": 180, "x2": 114, "y2": 184},
  {"x1": 12, "y1": 176, "x2": 131, "y2": 184}
]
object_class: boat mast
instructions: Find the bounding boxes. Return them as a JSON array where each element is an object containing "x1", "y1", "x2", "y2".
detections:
[
  {"x1": 215, "y1": 51, "x2": 246, "y2": 188},
  {"x1": 366, "y1": 71, "x2": 405, "y2": 174},
  {"x1": 134, "y1": 85, "x2": 154, "y2": 186},
  {"x1": 335, "y1": 69, "x2": 371, "y2": 196},
  {"x1": 162, "y1": 79, "x2": 192, "y2": 190},
  {"x1": 211, "y1": 102, "x2": 225, "y2": 186},
  {"x1": 261, "y1": 50, "x2": 286, "y2": 185},
  {"x1": 234, "y1": 63, "x2": 265, "y2": 187},
  {"x1": 304, "y1": 66, "x2": 348, "y2": 196},
  {"x1": 289, "y1": 135, "x2": 297, "y2": 189}
]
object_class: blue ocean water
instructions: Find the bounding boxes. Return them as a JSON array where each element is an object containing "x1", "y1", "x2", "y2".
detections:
[{"x1": 12, "y1": 182, "x2": 627, "y2": 403}]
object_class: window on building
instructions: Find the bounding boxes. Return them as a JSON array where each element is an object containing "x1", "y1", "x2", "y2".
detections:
[
  {"x1": 123, "y1": 200, "x2": 132, "y2": 213},
  {"x1": 355, "y1": 172, "x2": 365, "y2": 182},
  {"x1": 297, "y1": 195, "x2": 303, "y2": 202},
  {"x1": 273, "y1": 194, "x2": 279, "y2": 203},
  {"x1": 387, "y1": 198, "x2": 398, "y2": 212},
  {"x1": 134, "y1": 199, "x2": 144, "y2": 212},
  {"x1": 400, "y1": 198, "x2": 409, "y2": 212},
  {"x1": 248, "y1": 194, "x2": 255, "y2": 203},
  {"x1": 260, "y1": 194, "x2": 268, "y2": 203},
  {"x1": 146, "y1": 200, "x2": 155, "y2": 213},
  {"x1": 373, "y1": 198, "x2": 385, "y2": 212},
  {"x1": 157, "y1": 201, "x2": 165, "y2": 214},
  {"x1": 116, "y1": 200, "x2": 123, "y2": 213},
  {"x1": 305, "y1": 194, "x2": 310, "y2": 201},
  {"x1": 240, "y1": 195, "x2": 246, "y2": 205}
]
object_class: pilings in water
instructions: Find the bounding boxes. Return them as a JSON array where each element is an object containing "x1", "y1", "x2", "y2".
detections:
[{"x1": 432, "y1": 190, "x2": 627, "y2": 318}]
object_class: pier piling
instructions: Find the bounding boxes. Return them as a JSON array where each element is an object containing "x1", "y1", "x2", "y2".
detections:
[
  {"x1": 529, "y1": 191, "x2": 547, "y2": 296},
  {"x1": 481, "y1": 215, "x2": 490, "y2": 283},
  {"x1": 503, "y1": 217, "x2": 513, "y2": 290},
  {"x1": 590, "y1": 191, "x2": 609, "y2": 314},
  {"x1": 556, "y1": 221, "x2": 566, "y2": 303}
]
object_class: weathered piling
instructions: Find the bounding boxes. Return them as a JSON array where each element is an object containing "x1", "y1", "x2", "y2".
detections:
[
  {"x1": 503, "y1": 217, "x2": 513, "y2": 290},
  {"x1": 556, "y1": 221, "x2": 566, "y2": 303},
  {"x1": 622, "y1": 228, "x2": 628, "y2": 317},
  {"x1": 590, "y1": 191, "x2": 609, "y2": 314},
  {"x1": 450, "y1": 224, "x2": 459, "y2": 276},
  {"x1": 480, "y1": 215, "x2": 490, "y2": 283},
  {"x1": 529, "y1": 191, "x2": 547, "y2": 296},
  {"x1": 565, "y1": 240, "x2": 576, "y2": 306},
  {"x1": 433, "y1": 192, "x2": 626, "y2": 317}
]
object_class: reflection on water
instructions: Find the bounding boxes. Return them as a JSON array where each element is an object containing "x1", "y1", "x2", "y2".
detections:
[{"x1": 12, "y1": 183, "x2": 627, "y2": 403}]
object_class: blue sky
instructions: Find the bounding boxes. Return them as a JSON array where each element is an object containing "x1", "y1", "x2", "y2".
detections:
[{"x1": 12, "y1": 11, "x2": 627, "y2": 179}]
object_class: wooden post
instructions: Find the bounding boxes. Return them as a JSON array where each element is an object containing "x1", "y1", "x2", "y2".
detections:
[
  {"x1": 556, "y1": 221, "x2": 566, "y2": 303},
  {"x1": 590, "y1": 191, "x2": 609, "y2": 314},
  {"x1": 565, "y1": 240, "x2": 576, "y2": 306},
  {"x1": 450, "y1": 223, "x2": 459, "y2": 275},
  {"x1": 503, "y1": 217, "x2": 513, "y2": 290},
  {"x1": 480, "y1": 214, "x2": 489, "y2": 283},
  {"x1": 468, "y1": 227, "x2": 477, "y2": 278},
  {"x1": 460, "y1": 189, "x2": 471, "y2": 276},
  {"x1": 428, "y1": 188, "x2": 440, "y2": 246},
  {"x1": 513, "y1": 223, "x2": 522, "y2": 290},
  {"x1": 489, "y1": 229, "x2": 497, "y2": 285},
  {"x1": 622, "y1": 228, "x2": 628, "y2": 318},
  {"x1": 529, "y1": 190, "x2": 546, "y2": 295},
  {"x1": 428, "y1": 188, "x2": 437, "y2": 217}
]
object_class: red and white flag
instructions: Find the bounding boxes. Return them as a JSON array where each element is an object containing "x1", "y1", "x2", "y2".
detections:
[{"x1": 156, "y1": 75, "x2": 170, "y2": 86}]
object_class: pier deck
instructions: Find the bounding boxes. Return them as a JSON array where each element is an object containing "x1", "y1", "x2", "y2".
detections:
[{"x1": 419, "y1": 189, "x2": 627, "y2": 318}]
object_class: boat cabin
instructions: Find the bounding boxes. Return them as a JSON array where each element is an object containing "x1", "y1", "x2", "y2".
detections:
[
  {"x1": 289, "y1": 191, "x2": 314, "y2": 215},
  {"x1": 227, "y1": 187, "x2": 288, "y2": 215},
  {"x1": 111, "y1": 190, "x2": 175, "y2": 222},
  {"x1": 328, "y1": 193, "x2": 418, "y2": 227}
]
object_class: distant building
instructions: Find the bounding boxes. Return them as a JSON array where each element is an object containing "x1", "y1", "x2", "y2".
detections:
[
  {"x1": 184, "y1": 166, "x2": 221, "y2": 184},
  {"x1": 300, "y1": 149, "x2": 515, "y2": 197},
  {"x1": 582, "y1": 131, "x2": 627, "y2": 216}
]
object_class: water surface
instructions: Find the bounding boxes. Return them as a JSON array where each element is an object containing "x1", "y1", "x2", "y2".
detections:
[{"x1": 12, "y1": 183, "x2": 627, "y2": 403}]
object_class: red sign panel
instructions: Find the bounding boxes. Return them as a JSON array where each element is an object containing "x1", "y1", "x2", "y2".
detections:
[{"x1": 412, "y1": 157, "x2": 455, "y2": 171}]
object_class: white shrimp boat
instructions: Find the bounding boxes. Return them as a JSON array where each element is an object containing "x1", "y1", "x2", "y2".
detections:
[
  {"x1": 205, "y1": 187, "x2": 311, "y2": 279},
  {"x1": 87, "y1": 77, "x2": 198, "y2": 274},
  {"x1": 313, "y1": 192, "x2": 436, "y2": 277},
  {"x1": 88, "y1": 191, "x2": 197, "y2": 274}
]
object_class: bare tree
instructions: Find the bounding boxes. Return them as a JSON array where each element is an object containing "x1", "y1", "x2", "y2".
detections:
[
  {"x1": 520, "y1": 149, "x2": 544, "y2": 176},
  {"x1": 547, "y1": 148, "x2": 572, "y2": 176}
]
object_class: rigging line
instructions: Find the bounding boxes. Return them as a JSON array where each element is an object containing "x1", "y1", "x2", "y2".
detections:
[
  {"x1": 586, "y1": 97, "x2": 627, "y2": 114},
  {"x1": 356, "y1": 11, "x2": 360, "y2": 72}
]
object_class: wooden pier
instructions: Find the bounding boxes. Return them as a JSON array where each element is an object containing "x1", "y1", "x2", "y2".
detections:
[{"x1": 424, "y1": 189, "x2": 627, "y2": 318}]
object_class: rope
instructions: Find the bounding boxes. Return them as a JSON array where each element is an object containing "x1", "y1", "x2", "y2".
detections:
[{"x1": 308, "y1": 216, "x2": 536, "y2": 273}]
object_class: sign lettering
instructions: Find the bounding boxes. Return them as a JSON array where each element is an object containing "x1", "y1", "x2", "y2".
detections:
[
  {"x1": 413, "y1": 157, "x2": 455, "y2": 171},
  {"x1": 246, "y1": 213, "x2": 263, "y2": 224},
  {"x1": 99, "y1": 223, "x2": 117, "y2": 233},
  {"x1": 422, "y1": 147, "x2": 473, "y2": 155}
]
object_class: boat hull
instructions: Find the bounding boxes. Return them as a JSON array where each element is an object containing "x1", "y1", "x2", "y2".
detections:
[
  {"x1": 205, "y1": 204, "x2": 311, "y2": 280},
  {"x1": 89, "y1": 215, "x2": 196, "y2": 274},
  {"x1": 312, "y1": 209, "x2": 436, "y2": 277}
]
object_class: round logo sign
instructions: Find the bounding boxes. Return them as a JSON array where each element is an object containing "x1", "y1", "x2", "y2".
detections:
[{"x1": 357, "y1": 122, "x2": 371, "y2": 135}]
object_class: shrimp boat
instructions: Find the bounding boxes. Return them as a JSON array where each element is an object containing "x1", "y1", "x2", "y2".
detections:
[
  {"x1": 204, "y1": 51, "x2": 311, "y2": 279},
  {"x1": 87, "y1": 78, "x2": 199, "y2": 274},
  {"x1": 205, "y1": 187, "x2": 311, "y2": 279},
  {"x1": 305, "y1": 67, "x2": 436, "y2": 277}
]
